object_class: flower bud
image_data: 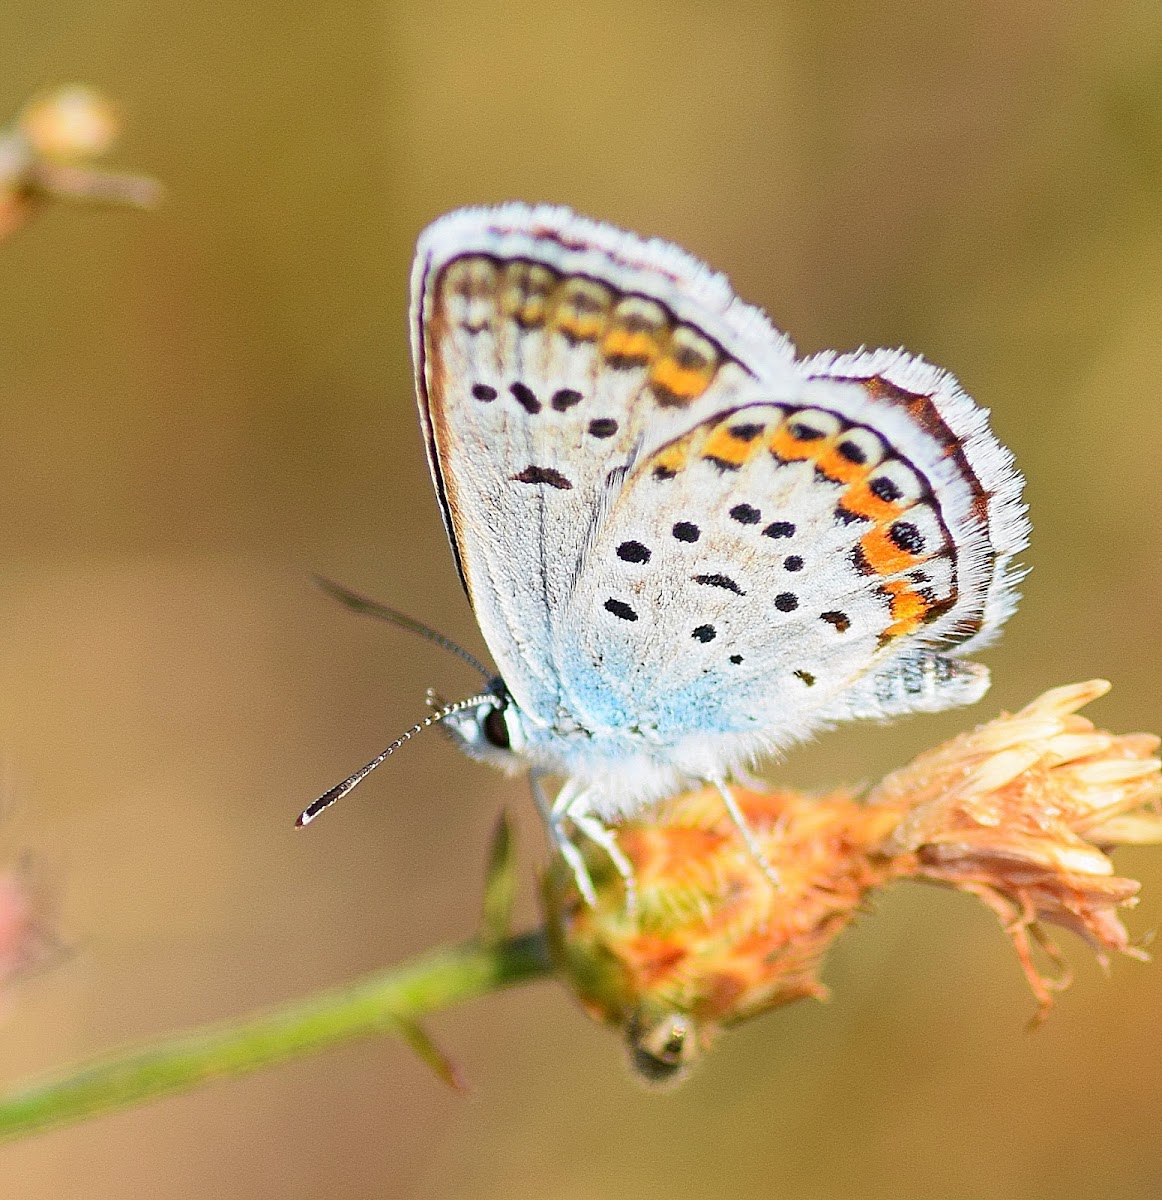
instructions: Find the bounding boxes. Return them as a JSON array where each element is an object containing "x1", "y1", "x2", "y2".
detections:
[{"x1": 18, "y1": 86, "x2": 120, "y2": 162}]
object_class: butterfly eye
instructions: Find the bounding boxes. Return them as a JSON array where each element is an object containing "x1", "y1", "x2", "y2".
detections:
[{"x1": 482, "y1": 705, "x2": 511, "y2": 750}]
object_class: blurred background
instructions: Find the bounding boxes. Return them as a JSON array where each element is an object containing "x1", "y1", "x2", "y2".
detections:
[{"x1": 1, "y1": 2, "x2": 1161, "y2": 1196}]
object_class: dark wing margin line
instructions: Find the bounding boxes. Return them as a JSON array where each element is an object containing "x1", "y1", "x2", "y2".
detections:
[{"x1": 414, "y1": 252, "x2": 471, "y2": 597}]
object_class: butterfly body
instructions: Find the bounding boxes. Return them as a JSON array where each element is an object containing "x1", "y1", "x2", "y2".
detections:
[{"x1": 411, "y1": 204, "x2": 1028, "y2": 826}]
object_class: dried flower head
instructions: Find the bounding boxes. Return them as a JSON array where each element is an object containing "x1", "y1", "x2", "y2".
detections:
[
  {"x1": 543, "y1": 784, "x2": 896, "y2": 1084},
  {"x1": 875, "y1": 680, "x2": 1162, "y2": 1019},
  {"x1": 0, "y1": 85, "x2": 161, "y2": 243},
  {"x1": 542, "y1": 681, "x2": 1162, "y2": 1080}
]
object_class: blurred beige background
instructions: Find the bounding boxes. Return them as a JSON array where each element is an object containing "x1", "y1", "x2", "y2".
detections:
[{"x1": 2, "y1": 2, "x2": 1161, "y2": 1196}]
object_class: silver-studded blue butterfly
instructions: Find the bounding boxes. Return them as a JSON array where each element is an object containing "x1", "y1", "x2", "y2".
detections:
[{"x1": 304, "y1": 204, "x2": 1028, "y2": 904}]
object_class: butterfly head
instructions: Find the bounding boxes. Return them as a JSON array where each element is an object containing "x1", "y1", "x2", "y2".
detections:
[{"x1": 435, "y1": 676, "x2": 529, "y2": 772}]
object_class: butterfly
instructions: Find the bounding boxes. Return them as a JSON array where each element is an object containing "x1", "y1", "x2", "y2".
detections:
[{"x1": 302, "y1": 203, "x2": 1028, "y2": 904}]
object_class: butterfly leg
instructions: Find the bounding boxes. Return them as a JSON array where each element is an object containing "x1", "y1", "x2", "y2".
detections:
[
  {"x1": 566, "y1": 804, "x2": 639, "y2": 918},
  {"x1": 529, "y1": 771, "x2": 598, "y2": 908},
  {"x1": 712, "y1": 780, "x2": 781, "y2": 890}
]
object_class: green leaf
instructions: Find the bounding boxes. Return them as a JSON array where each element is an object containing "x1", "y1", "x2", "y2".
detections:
[
  {"x1": 481, "y1": 811, "x2": 517, "y2": 944},
  {"x1": 396, "y1": 1019, "x2": 467, "y2": 1092}
]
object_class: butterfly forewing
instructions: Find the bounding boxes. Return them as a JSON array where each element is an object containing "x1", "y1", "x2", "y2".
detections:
[{"x1": 411, "y1": 206, "x2": 801, "y2": 727}]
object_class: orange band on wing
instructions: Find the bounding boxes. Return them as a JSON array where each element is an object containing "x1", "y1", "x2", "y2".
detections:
[
  {"x1": 858, "y1": 525, "x2": 923, "y2": 576},
  {"x1": 768, "y1": 424, "x2": 820, "y2": 462},
  {"x1": 601, "y1": 327, "x2": 661, "y2": 366},
  {"x1": 839, "y1": 480, "x2": 907, "y2": 524},
  {"x1": 649, "y1": 355, "x2": 714, "y2": 406},
  {"x1": 551, "y1": 278, "x2": 613, "y2": 343},
  {"x1": 813, "y1": 447, "x2": 869, "y2": 485},
  {"x1": 879, "y1": 580, "x2": 931, "y2": 641},
  {"x1": 700, "y1": 423, "x2": 764, "y2": 469},
  {"x1": 651, "y1": 439, "x2": 692, "y2": 478}
]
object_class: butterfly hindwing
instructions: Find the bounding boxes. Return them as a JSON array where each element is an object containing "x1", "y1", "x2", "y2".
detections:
[{"x1": 559, "y1": 365, "x2": 1026, "y2": 761}]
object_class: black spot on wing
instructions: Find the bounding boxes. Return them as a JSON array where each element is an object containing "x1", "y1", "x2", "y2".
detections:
[
  {"x1": 850, "y1": 545, "x2": 873, "y2": 574},
  {"x1": 693, "y1": 574, "x2": 745, "y2": 595},
  {"x1": 551, "y1": 388, "x2": 583, "y2": 411},
  {"x1": 513, "y1": 465, "x2": 572, "y2": 489},
  {"x1": 672, "y1": 522, "x2": 700, "y2": 542},
  {"x1": 821, "y1": 611, "x2": 851, "y2": 632},
  {"x1": 727, "y1": 423, "x2": 764, "y2": 442},
  {"x1": 774, "y1": 592, "x2": 799, "y2": 612},
  {"x1": 869, "y1": 475, "x2": 902, "y2": 503},
  {"x1": 510, "y1": 382, "x2": 541, "y2": 414},
  {"x1": 692, "y1": 624, "x2": 716, "y2": 643},
  {"x1": 889, "y1": 521, "x2": 924, "y2": 554},
  {"x1": 472, "y1": 383, "x2": 497, "y2": 401},
  {"x1": 604, "y1": 598, "x2": 638, "y2": 622},
  {"x1": 729, "y1": 504, "x2": 761, "y2": 524},
  {"x1": 788, "y1": 421, "x2": 825, "y2": 441},
  {"x1": 835, "y1": 504, "x2": 868, "y2": 526},
  {"x1": 616, "y1": 541, "x2": 651, "y2": 564},
  {"x1": 588, "y1": 417, "x2": 618, "y2": 438},
  {"x1": 763, "y1": 521, "x2": 795, "y2": 539}
]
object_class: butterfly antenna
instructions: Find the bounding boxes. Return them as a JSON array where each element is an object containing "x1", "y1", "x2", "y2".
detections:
[
  {"x1": 312, "y1": 574, "x2": 493, "y2": 682},
  {"x1": 296, "y1": 691, "x2": 499, "y2": 828}
]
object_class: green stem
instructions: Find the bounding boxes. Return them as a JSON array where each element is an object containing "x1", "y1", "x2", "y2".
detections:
[{"x1": 0, "y1": 929, "x2": 552, "y2": 1144}]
